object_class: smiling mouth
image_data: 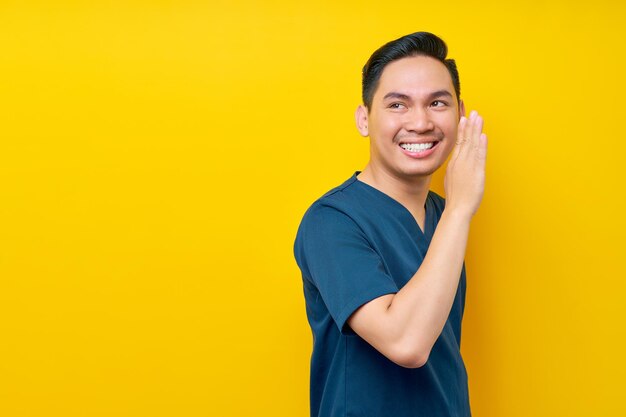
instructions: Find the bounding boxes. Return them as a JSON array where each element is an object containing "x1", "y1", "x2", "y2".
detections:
[{"x1": 399, "y1": 142, "x2": 436, "y2": 152}]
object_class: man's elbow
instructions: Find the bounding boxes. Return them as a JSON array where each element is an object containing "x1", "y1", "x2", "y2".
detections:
[{"x1": 388, "y1": 344, "x2": 430, "y2": 369}]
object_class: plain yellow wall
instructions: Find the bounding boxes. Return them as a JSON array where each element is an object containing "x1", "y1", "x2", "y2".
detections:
[{"x1": 1, "y1": 1, "x2": 625, "y2": 416}]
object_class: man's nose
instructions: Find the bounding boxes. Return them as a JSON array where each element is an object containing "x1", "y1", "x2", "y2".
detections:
[{"x1": 404, "y1": 108, "x2": 434, "y2": 133}]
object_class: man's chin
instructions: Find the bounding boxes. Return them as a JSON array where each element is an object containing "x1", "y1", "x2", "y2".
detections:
[
  {"x1": 395, "y1": 169, "x2": 438, "y2": 182},
  {"x1": 401, "y1": 163, "x2": 444, "y2": 179}
]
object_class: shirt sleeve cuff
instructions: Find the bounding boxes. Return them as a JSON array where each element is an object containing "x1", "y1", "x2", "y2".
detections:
[{"x1": 335, "y1": 284, "x2": 398, "y2": 335}]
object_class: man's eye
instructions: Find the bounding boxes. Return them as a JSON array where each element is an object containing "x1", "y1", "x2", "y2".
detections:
[
  {"x1": 389, "y1": 103, "x2": 406, "y2": 109},
  {"x1": 431, "y1": 100, "x2": 447, "y2": 107}
]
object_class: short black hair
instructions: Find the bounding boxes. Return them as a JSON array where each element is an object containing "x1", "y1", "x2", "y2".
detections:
[{"x1": 361, "y1": 32, "x2": 460, "y2": 110}]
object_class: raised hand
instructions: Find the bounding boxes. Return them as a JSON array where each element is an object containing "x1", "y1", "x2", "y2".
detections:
[{"x1": 443, "y1": 110, "x2": 488, "y2": 218}]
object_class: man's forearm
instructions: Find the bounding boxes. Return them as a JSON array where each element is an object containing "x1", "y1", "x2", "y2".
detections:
[
  {"x1": 385, "y1": 208, "x2": 471, "y2": 362},
  {"x1": 344, "y1": 207, "x2": 472, "y2": 368}
]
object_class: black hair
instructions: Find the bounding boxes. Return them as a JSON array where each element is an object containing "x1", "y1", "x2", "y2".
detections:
[{"x1": 361, "y1": 32, "x2": 460, "y2": 109}]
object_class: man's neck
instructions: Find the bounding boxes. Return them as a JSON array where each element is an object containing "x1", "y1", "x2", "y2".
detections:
[{"x1": 357, "y1": 164, "x2": 432, "y2": 227}]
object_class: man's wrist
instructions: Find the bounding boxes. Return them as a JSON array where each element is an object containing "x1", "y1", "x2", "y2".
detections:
[{"x1": 441, "y1": 207, "x2": 473, "y2": 226}]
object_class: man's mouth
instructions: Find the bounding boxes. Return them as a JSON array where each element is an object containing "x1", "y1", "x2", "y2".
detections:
[{"x1": 399, "y1": 142, "x2": 436, "y2": 152}]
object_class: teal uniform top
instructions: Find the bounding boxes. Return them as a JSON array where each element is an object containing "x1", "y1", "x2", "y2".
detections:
[{"x1": 294, "y1": 173, "x2": 471, "y2": 417}]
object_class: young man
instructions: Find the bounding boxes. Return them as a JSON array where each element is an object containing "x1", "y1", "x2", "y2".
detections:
[{"x1": 294, "y1": 32, "x2": 487, "y2": 417}]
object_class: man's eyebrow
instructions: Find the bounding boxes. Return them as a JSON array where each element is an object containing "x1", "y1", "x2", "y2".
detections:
[
  {"x1": 382, "y1": 90, "x2": 454, "y2": 101},
  {"x1": 382, "y1": 92, "x2": 412, "y2": 101},
  {"x1": 427, "y1": 90, "x2": 454, "y2": 100}
]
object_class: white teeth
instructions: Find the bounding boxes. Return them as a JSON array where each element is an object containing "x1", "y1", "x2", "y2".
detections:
[{"x1": 400, "y1": 142, "x2": 435, "y2": 152}]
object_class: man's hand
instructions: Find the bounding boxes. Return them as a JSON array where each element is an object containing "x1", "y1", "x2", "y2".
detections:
[{"x1": 444, "y1": 110, "x2": 488, "y2": 218}]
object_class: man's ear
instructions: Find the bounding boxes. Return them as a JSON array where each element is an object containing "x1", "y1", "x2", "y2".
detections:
[
  {"x1": 459, "y1": 99, "x2": 466, "y2": 119},
  {"x1": 355, "y1": 105, "x2": 369, "y2": 137}
]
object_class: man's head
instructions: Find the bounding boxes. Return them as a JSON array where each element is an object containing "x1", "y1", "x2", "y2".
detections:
[
  {"x1": 361, "y1": 32, "x2": 460, "y2": 112},
  {"x1": 355, "y1": 32, "x2": 465, "y2": 180}
]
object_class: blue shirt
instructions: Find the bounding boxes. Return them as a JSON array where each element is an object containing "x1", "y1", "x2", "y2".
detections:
[{"x1": 294, "y1": 173, "x2": 471, "y2": 417}]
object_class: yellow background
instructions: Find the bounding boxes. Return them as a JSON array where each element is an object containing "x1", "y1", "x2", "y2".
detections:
[{"x1": 1, "y1": 1, "x2": 625, "y2": 416}]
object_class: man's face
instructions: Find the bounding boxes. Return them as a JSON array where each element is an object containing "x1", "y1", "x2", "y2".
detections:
[{"x1": 357, "y1": 55, "x2": 463, "y2": 180}]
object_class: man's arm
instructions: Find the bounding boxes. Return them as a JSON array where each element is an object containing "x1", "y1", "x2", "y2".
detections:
[{"x1": 347, "y1": 111, "x2": 488, "y2": 368}]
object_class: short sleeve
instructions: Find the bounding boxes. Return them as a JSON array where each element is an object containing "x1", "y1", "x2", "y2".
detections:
[{"x1": 295, "y1": 204, "x2": 398, "y2": 333}]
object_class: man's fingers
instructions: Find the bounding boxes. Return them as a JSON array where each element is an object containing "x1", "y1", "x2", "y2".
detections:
[
  {"x1": 451, "y1": 116, "x2": 468, "y2": 160},
  {"x1": 477, "y1": 133, "x2": 488, "y2": 162},
  {"x1": 454, "y1": 110, "x2": 486, "y2": 162},
  {"x1": 471, "y1": 113, "x2": 483, "y2": 149},
  {"x1": 456, "y1": 111, "x2": 476, "y2": 158}
]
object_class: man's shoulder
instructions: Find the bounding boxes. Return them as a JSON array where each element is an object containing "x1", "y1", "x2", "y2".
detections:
[
  {"x1": 303, "y1": 177, "x2": 447, "y2": 222},
  {"x1": 295, "y1": 174, "x2": 365, "y2": 240},
  {"x1": 303, "y1": 173, "x2": 362, "y2": 215},
  {"x1": 317, "y1": 173, "x2": 360, "y2": 201},
  {"x1": 294, "y1": 174, "x2": 365, "y2": 265}
]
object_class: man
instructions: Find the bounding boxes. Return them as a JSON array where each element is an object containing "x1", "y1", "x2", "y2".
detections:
[{"x1": 294, "y1": 32, "x2": 487, "y2": 417}]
